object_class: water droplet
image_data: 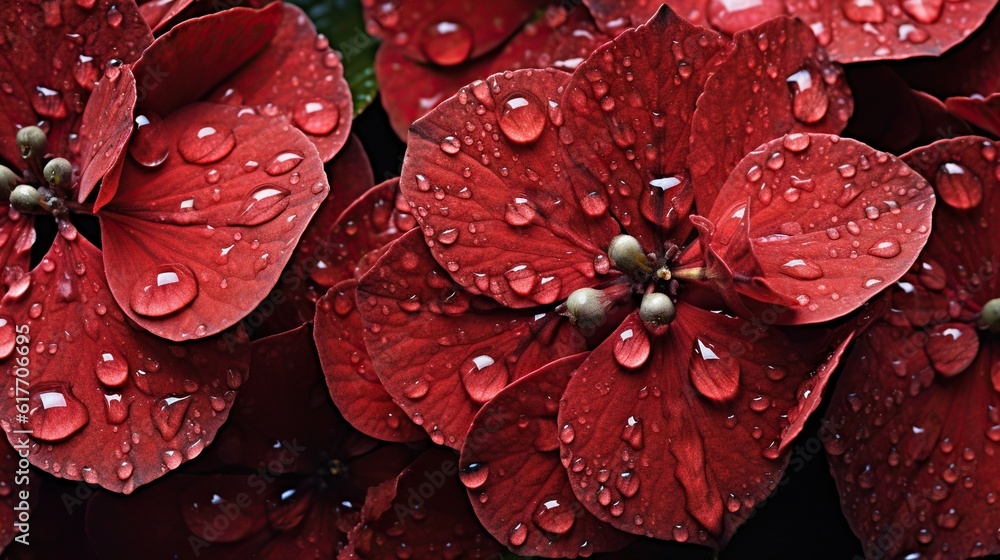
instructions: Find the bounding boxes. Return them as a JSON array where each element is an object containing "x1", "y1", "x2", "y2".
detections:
[
  {"x1": 901, "y1": 0, "x2": 943, "y2": 24},
  {"x1": 560, "y1": 423, "x2": 575, "y2": 444},
  {"x1": 616, "y1": 470, "x2": 640, "y2": 497},
  {"x1": 532, "y1": 497, "x2": 575, "y2": 535},
  {"x1": 264, "y1": 151, "x2": 304, "y2": 176},
  {"x1": 460, "y1": 354, "x2": 507, "y2": 404},
  {"x1": 95, "y1": 350, "x2": 129, "y2": 387},
  {"x1": 421, "y1": 21, "x2": 473, "y2": 66},
  {"x1": 129, "y1": 113, "x2": 170, "y2": 167},
  {"x1": 498, "y1": 94, "x2": 546, "y2": 145},
  {"x1": 178, "y1": 123, "x2": 235, "y2": 164},
  {"x1": 293, "y1": 99, "x2": 340, "y2": 135},
  {"x1": 690, "y1": 338, "x2": 740, "y2": 402},
  {"x1": 459, "y1": 462, "x2": 489, "y2": 489},
  {"x1": 613, "y1": 327, "x2": 650, "y2": 370},
  {"x1": 508, "y1": 522, "x2": 527, "y2": 546},
  {"x1": 26, "y1": 384, "x2": 89, "y2": 441},
  {"x1": 841, "y1": 0, "x2": 885, "y2": 23},
  {"x1": 31, "y1": 85, "x2": 67, "y2": 118},
  {"x1": 707, "y1": 0, "x2": 785, "y2": 35},
  {"x1": 780, "y1": 258, "x2": 824, "y2": 280},
  {"x1": 782, "y1": 133, "x2": 811, "y2": 153},
  {"x1": 935, "y1": 162, "x2": 983, "y2": 209},
  {"x1": 227, "y1": 185, "x2": 291, "y2": 226},
  {"x1": 0, "y1": 317, "x2": 14, "y2": 360},
  {"x1": 440, "y1": 136, "x2": 461, "y2": 155},
  {"x1": 867, "y1": 239, "x2": 901, "y2": 258},
  {"x1": 402, "y1": 379, "x2": 428, "y2": 400},
  {"x1": 151, "y1": 394, "x2": 191, "y2": 440},
  {"x1": 621, "y1": 416, "x2": 644, "y2": 450},
  {"x1": 106, "y1": 4, "x2": 123, "y2": 26},
  {"x1": 129, "y1": 264, "x2": 199, "y2": 318},
  {"x1": 786, "y1": 69, "x2": 828, "y2": 123}
]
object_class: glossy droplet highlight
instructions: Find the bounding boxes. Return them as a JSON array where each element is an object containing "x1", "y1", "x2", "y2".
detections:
[
  {"x1": 532, "y1": 497, "x2": 575, "y2": 535},
  {"x1": 178, "y1": 123, "x2": 236, "y2": 164},
  {"x1": 129, "y1": 113, "x2": 170, "y2": 167},
  {"x1": 786, "y1": 69, "x2": 828, "y2": 124},
  {"x1": 460, "y1": 354, "x2": 507, "y2": 404},
  {"x1": 129, "y1": 264, "x2": 199, "y2": 318},
  {"x1": 151, "y1": 395, "x2": 191, "y2": 440},
  {"x1": 780, "y1": 258, "x2": 824, "y2": 280},
  {"x1": 264, "y1": 151, "x2": 304, "y2": 176},
  {"x1": 459, "y1": 462, "x2": 489, "y2": 489},
  {"x1": 95, "y1": 350, "x2": 129, "y2": 387},
  {"x1": 935, "y1": 162, "x2": 983, "y2": 209},
  {"x1": 421, "y1": 21, "x2": 473, "y2": 66},
  {"x1": 498, "y1": 94, "x2": 545, "y2": 145},
  {"x1": 613, "y1": 327, "x2": 650, "y2": 370},
  {"x1": 293, "y1": 99, "x2": 340, "y2": 136},
  {"x1": 690, "y1": 338, "x2": 740, "y2": 403},
  {"x1": 228, "y1": 185, "x2": 291, "y2": 226},
  {"x1": 26, "y1": 384, "x2": 89, "y2": 441}
]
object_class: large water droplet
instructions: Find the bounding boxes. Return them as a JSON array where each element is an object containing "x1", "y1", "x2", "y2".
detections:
[
  {"x1": 178, "y1": 123, "x2": 236, "y2": 164},
  {"x1": 103, "y1": 393, "x2": 129, "y2": 424},
  {"x1": 498, "y1": 94, "x2": 546, "y2": 145},
  {"x1": 129, "y1": 113, "x2": 170, "y2": 167},
  {"x1": 779, "y1": 258, "x2": 824, "y2": 280},
  {"x1": 841, "y1": 0, "x2": 886, "y2": 23},
  {"x1": 690, "y1": 338, "x2": 740, "y2": 402},
  {"x1": 26, "y1": 384, "x2": 89, "y2": 441},
  {"x1": 95, "y1": 350, "x2": 129, "y2": 387},
  {"x1": 0, "y1": 317, "x2": 15, "y2": 360},
  {"x1": 620, "y1": 415, "x2": 644, "y2": 450},
  {"x1": 264, "y1": 151, "x2": 304, "y2": 176},
  {"x1": 129, "y1": 264, "x2": 199, "y2": 318},
  {"x1": 460, "y1": 354, "x2": 507, "y2": 404},
  {"x1": 613, "y1": 327, "x2": 650, "y2": 370},
  {"x1": 421, "y1": 21, "x2": 473, "y2": 66},
  {"x1": 867, "y1": 238, "x2": 901, "y2": 258},
  {"x1": 293, "y1": 99, "x2": 340, "y2": 135},
  {"x1": 151, "y1": 394, "x2": 191, "y2": 440},
  {"x1": 227, "y1": 185, "x2": 291, "y2": 226},
  {"x1": 901, "y1": 0, "x2": 943, "y2": 24},
  {"x1": 786, "y1": 69, "x2": 828, "y2": 124},
  {"x1": 459, "y1": 462, "x2": 489, "y2": 489},
  {"x1": 532, "y1": 496, "x2": 575, "y2": 535},
  {"x1": 508, "y1": 522, "x2": 528, "y2": 546},
  {"x1": 935, "y1": 162, "x2": 983, "y2": 209}
]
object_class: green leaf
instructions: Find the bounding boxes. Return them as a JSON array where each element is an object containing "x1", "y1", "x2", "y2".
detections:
[{"x1": 292, "y1": 0, "x2": 379, "y2": 116}]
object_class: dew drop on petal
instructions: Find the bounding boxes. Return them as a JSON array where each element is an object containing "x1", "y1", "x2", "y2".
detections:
[
  {"x1": 935, "y1": 162, "x2": 983, "y2": 209},
  {"x1": 690, "y1": 338, "x2": 740, "y2": 402},
  {"x1": 786, "y1": 69, "x2": 828, "y2": 124},
  {"x1": 532, "y1": 496, "x2": 575, "y2": 535},
  {"x1": 227, "y1": 185, "x2": 291, "y2": 226},
  {"x1": 129, "y1": 113, "x2": 170, "y2": 167},
  {"x1": 95, "y1": 350, "x2": 129, "y2": 387},
  {"x1": 293, "y1": 99, "x2": 340, "y2": 136},
  {"x1": 178, "y1": 123, "x2": 235, "y2": 164},
  {"x1": 613, "y1": 327, "x2": 650, "y2": 370},
  {"x1": 129, "y1": 264, "x2": 199, "y2": 318},
  {"x1": 459, "y1": 462, "x2": 489, "y2": 489},
  {"x1": 421, "y1": 21, "x2": 473, "y2": 66},
  {"x1": 26, "y1": 384, "x2": 89, "y2": 441},
  {"x1": 498, "y1": 94, "x2": 546, "y2": 145}
]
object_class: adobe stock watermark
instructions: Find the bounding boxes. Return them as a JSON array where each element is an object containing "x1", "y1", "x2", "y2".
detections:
[{"x1": 9, "y1": 319, "x2": 32, "y2": 547}]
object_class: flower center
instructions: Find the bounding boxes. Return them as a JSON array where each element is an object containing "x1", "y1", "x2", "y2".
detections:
[{"x1": 3, "y1": 125, "x2": 73, "y2": 217}]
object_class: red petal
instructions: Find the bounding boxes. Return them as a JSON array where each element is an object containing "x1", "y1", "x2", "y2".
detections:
[
  {"x1": 315, "y1": 280, "x2": 425, "y2": 443},
  {"x1": 99, "y1": 102, "x2": 329, "y2": 341},
  {"x1": 784, "y1": 0, "x2": 1000, "y2": 63},
  {"x1": 364, "y1": 0, "x2": 545, "y2": 65},
  {"x1": 689, "y1": 17, "x2": 852, "y2": 214},
  {"x1": 947, "y1": 93, "x2": 1000, "y2": 137},
  {"x1": 826, "y1": 325, "x2": 1000, "y2": 559},
  {"x1": 459, "y1": 354, "x2": 634, "y2": 557},
  {"x1": 0, "y1": 207, "x2": 35, "y2": 297},
  {"x1": 137, "y1": 0, "x2": 194, "y2": 32},
  {"x1": 376, "y1": 8, "x2": 610, "y2": 139},
  {"x1": 76, "y1": 65, "x2": 137, "y2": 203},
  {"x1": 558, "y1": 302, "x2": 856, "y2": 546},
  {"x1": 207, "y1": 324, "x2": 352, "y2": 473},
  {"x1": 356, "y1": 229, "x2": 587, "y2": 448},
  {"x1": 706, "y1": 134, "x2": 935, "y2": 324},
  {"x1": 342, "y1": 448, "x2": 502, "y2": 560},
  {"x1": 130, "y1": 4, "x2": 282, "y2": 116},
  {"x1": 0, "y1": 0, "x2": 151, "y2": 162},
  {"x1": 0, "y1": 232, "x2": 250, "y2": 493},
  {"x1": 403, "y1": 68, "x2": 620, "y2": 308},
  {"x1": 582, "y1": 0, "x2": 706, "y2": 33},
  {"x1": 561, "y1": 6, "x2": 728, "y2": 245},
  {"x1": 204, "y1": 3, "x2": 352, "y2": 161}
]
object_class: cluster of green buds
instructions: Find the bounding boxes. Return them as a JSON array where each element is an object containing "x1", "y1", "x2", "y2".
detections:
[{"x1": 2, "y1": 125, "x2": 71, "y2": 214}]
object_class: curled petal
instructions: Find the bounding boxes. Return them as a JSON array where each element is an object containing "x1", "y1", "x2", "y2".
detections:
[
  {"x1": 582, "y1": 0, "x2": 706, "y2": 33},
  {"x1": 706, "y1": 134, "x2": 935, "y2": 324},
  {"x1": 99, "y1": 103, "x2": 329, "y2": 341},
  {"x1": 77, "y1": 65, "x2": 137, "y2": 203},
  {"x1": 460, "y1": 354, "x2": 634, "y2": 557},
  {"x1": 403, "y1": 68, "x2": 619, "y2": 308},
  {"x1": 559, "y1": 302, "x2": 858, "y2": 546},
  {"x1": 315, "y1": 280, "x2": 425, "y2": 443},
  {"x1": 689, "y1": 16, "x2": 852, "y2": 213},
  {"x1": 0, "y1": 232, "x2": 250, "y2": 493},
  {"x1": 946, "y1": 94, "x2": 1000, "y2": 138},
  {"x1": 356, "y1": 229, "x2": 587, "y2": 448}
]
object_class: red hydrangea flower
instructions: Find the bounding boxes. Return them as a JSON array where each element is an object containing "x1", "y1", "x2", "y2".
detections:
[
  {"x1": 825, "y1": 135, "x2": 1000, "y2": 559},
  {"x1": 370, "y1": 1, "x2": 611, "y2": 138},
  {"x1": 350, "y1": 7, "x2": 935, "y2": 552},
  {"x1": 582, "y1": 0, "x2": 1000, "y2": 62},
  {"x1": 0, "y1": 0, "x2": 349, "y2": 492}
]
